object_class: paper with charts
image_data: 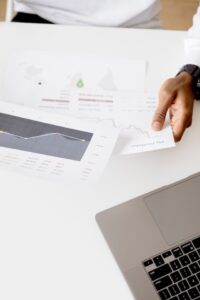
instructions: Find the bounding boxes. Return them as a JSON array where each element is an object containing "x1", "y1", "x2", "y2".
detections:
[
  {"x1": 1, "y1": 52, "x2": 175, "y2": 154},
  {"x1": 0, "y1": 101, "x2": 118, "y2": 182}
]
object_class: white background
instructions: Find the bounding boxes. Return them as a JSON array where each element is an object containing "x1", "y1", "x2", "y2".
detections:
[{"x1": 0, "y1": 23, "x2": 200, "y2": 300}]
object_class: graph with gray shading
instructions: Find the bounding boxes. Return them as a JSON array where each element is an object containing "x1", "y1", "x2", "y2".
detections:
[{"x1": 0, "y1": 113, "x2": 93, "y2": 161}]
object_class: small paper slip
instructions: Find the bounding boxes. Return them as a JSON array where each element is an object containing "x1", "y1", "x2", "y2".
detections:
[
  {"x1": 0, "y1": 101, "x2": 118, "y2": 183},
  {"x1": 113, "y1": 92, "x2": 175, "y2": 154}
]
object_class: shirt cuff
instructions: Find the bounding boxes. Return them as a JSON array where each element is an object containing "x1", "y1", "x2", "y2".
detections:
[{"x1": 184, "y1": 39, "x2": 200, "y2": 67}]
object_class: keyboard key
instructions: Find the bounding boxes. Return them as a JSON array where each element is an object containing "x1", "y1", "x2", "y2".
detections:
[
  {"x1": 197, "y1": 272, "x2": 200, "y2": 281},
  {"x1": 171, "y1": 297, "x2": 178, "y2": 300},
  {"x1": 144, "y1": 259, "x2": 153, "y2": 267},
  {"x1": 154, "y1": 256, "x2": 165, "y2": 267},
  {"x1": 179, "y1": 256, "x2": 190, "y2": 266},
  {"x1": 169, "y1": 284, "x2": 180, "y2": 296},
  {"x1": 172, "y1": 248, "x2": 184, "y2": 258},
  {"x1": 154, "y1": 276, "x2": 173, "y2": 291},
  {"x1": 145, "y1": 237, "x2": 200, "y2": 300},
  {"x1": 188, "y1": 287, "x2": 200, "y2": 299},
  {"x1": 180, "y1": 267, "x2": 191, "y2": 278},
  {"x1": 149, "y1": 264, "x2": 172, "y2": 281},
  {"x1": 188, "y1": 275, "x2": 199, "y2": 287},
  {"x1": 171, "y1": 271, "x2": 182, "y2": 283},
  {"x1": 193, "y1": 238, "x2": 200, "y2": 249},
  {"x1": 181, "y1": 242, "x2": 194, "y2": 254},
  {"x1": 178, "y1": 280, "x2": 190, "y2": 292},
  {"x1": 159, "y1": 289, "x2": 171, "y2": 300},
  {"x1": 178, "y1": 292, "x2": 190, "y2": 300},
  {"x1": 163, "y1": 251, "x2": 172, "y2": 258},
  {"x1": 189, "y1": 252, "x2": 199, "y2": 262},
  {"x1": 170, "y1": 260, "x2": 182, "y2": 270},
  {"x1": 190, "y1": 263, "x2": 200, "y2": 274}
]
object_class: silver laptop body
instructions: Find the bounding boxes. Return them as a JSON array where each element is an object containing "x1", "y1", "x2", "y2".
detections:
[{"x1": 96, "y1": 172, "x2": 200, "y2": 300}]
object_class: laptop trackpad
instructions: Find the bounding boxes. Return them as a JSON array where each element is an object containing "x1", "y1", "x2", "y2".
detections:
[{"x1": 144, "y1": 175, "x2": 200, "y2": 245}]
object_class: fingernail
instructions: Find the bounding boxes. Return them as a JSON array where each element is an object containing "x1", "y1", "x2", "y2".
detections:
[{"x1": 152, "y1": 121, "x2": 162, "y2": 131}]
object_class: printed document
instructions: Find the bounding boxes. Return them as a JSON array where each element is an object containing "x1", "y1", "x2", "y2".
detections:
[
  {"x1": 1, "y1": 52, "x2": 175, "y2": 154},
  {"x1": 0, "y1": 101, "x2": 118, "y2": 182}
]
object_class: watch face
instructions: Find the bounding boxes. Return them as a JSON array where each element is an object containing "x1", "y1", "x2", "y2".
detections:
[
  {"x1": 195, "y1": 90, "x2": 200, "y2": 100},
  {"x1": 185, "y1": 65, "x2": 195, "y2": 73}
]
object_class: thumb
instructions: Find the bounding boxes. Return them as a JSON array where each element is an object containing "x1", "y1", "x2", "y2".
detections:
[{"x1": 152, "y1": 89, "x2": 176, "y2": 131}]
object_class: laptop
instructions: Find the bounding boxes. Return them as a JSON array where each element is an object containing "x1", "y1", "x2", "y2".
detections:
[{"x1": 96, "y1": 172, "x2": 200, "y2": 300}]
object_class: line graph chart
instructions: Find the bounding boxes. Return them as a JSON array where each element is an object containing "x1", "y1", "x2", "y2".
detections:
[
  {"x1": 0, "y1": 102, "x2": 119, "y2": 182},
  {"x1": 0, "y1": 113, "x2": 93, "y2": 161}
]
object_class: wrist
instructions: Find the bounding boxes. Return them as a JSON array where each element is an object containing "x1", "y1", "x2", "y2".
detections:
[
  {"x1": 176, "y1": 71, "x2": 193, "y2": 84},
  {"x1": 176, "y1": 64, "x2": 200, "y2": 100}
]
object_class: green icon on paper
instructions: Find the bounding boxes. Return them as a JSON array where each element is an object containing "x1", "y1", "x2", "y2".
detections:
[{"x1": 76, "y1": 79, "x2": 84, "y2": 88}]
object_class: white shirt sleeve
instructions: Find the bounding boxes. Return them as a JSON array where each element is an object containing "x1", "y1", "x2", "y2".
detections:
[{"x1": 184, "y1": 5, "x2": 200, "y2": 67}]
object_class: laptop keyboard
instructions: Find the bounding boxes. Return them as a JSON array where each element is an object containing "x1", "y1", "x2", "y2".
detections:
[{"x1": 143, "y1": 236, "x2": 200, "y2": 300}]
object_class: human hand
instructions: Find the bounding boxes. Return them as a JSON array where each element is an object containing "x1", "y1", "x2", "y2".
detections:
[{"x1": 152, "y1": 72, "x2": 195, "y2": 142}]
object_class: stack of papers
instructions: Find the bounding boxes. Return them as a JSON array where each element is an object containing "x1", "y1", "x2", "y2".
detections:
[
  {"x1": 0, "y1": 102, "x2": 118, "y2": 183},
  {"x1": 0, "y1": 52, "x2": 175, "y2": 182}
]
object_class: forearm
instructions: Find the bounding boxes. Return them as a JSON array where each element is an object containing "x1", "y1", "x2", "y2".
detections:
[{"x1": 184, "y1": 5, "x2": 200, "y2": 67}]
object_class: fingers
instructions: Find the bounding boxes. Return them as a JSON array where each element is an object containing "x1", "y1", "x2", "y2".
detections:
[
  {"x1": 152, "y1": 80, "x2": 176, "y2": 131},
  {"x1": 171, "y1": 108, "x2": 193, "y2": 142},
  {"x1": 153, "y1": 75, "x2": 195, "y2": 142},
  {"x1": 172, "y1": 117, "x2": 189, "y2": 142}
]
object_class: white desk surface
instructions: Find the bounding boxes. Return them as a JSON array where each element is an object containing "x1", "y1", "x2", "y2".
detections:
[{"x1": 0, "y1": 22, "x2": 200, "y2": 300}]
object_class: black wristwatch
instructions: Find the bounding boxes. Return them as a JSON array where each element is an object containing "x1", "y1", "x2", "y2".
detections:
[{"x1": 176, "y1": 64, "x2": 200, "y2": 100}]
